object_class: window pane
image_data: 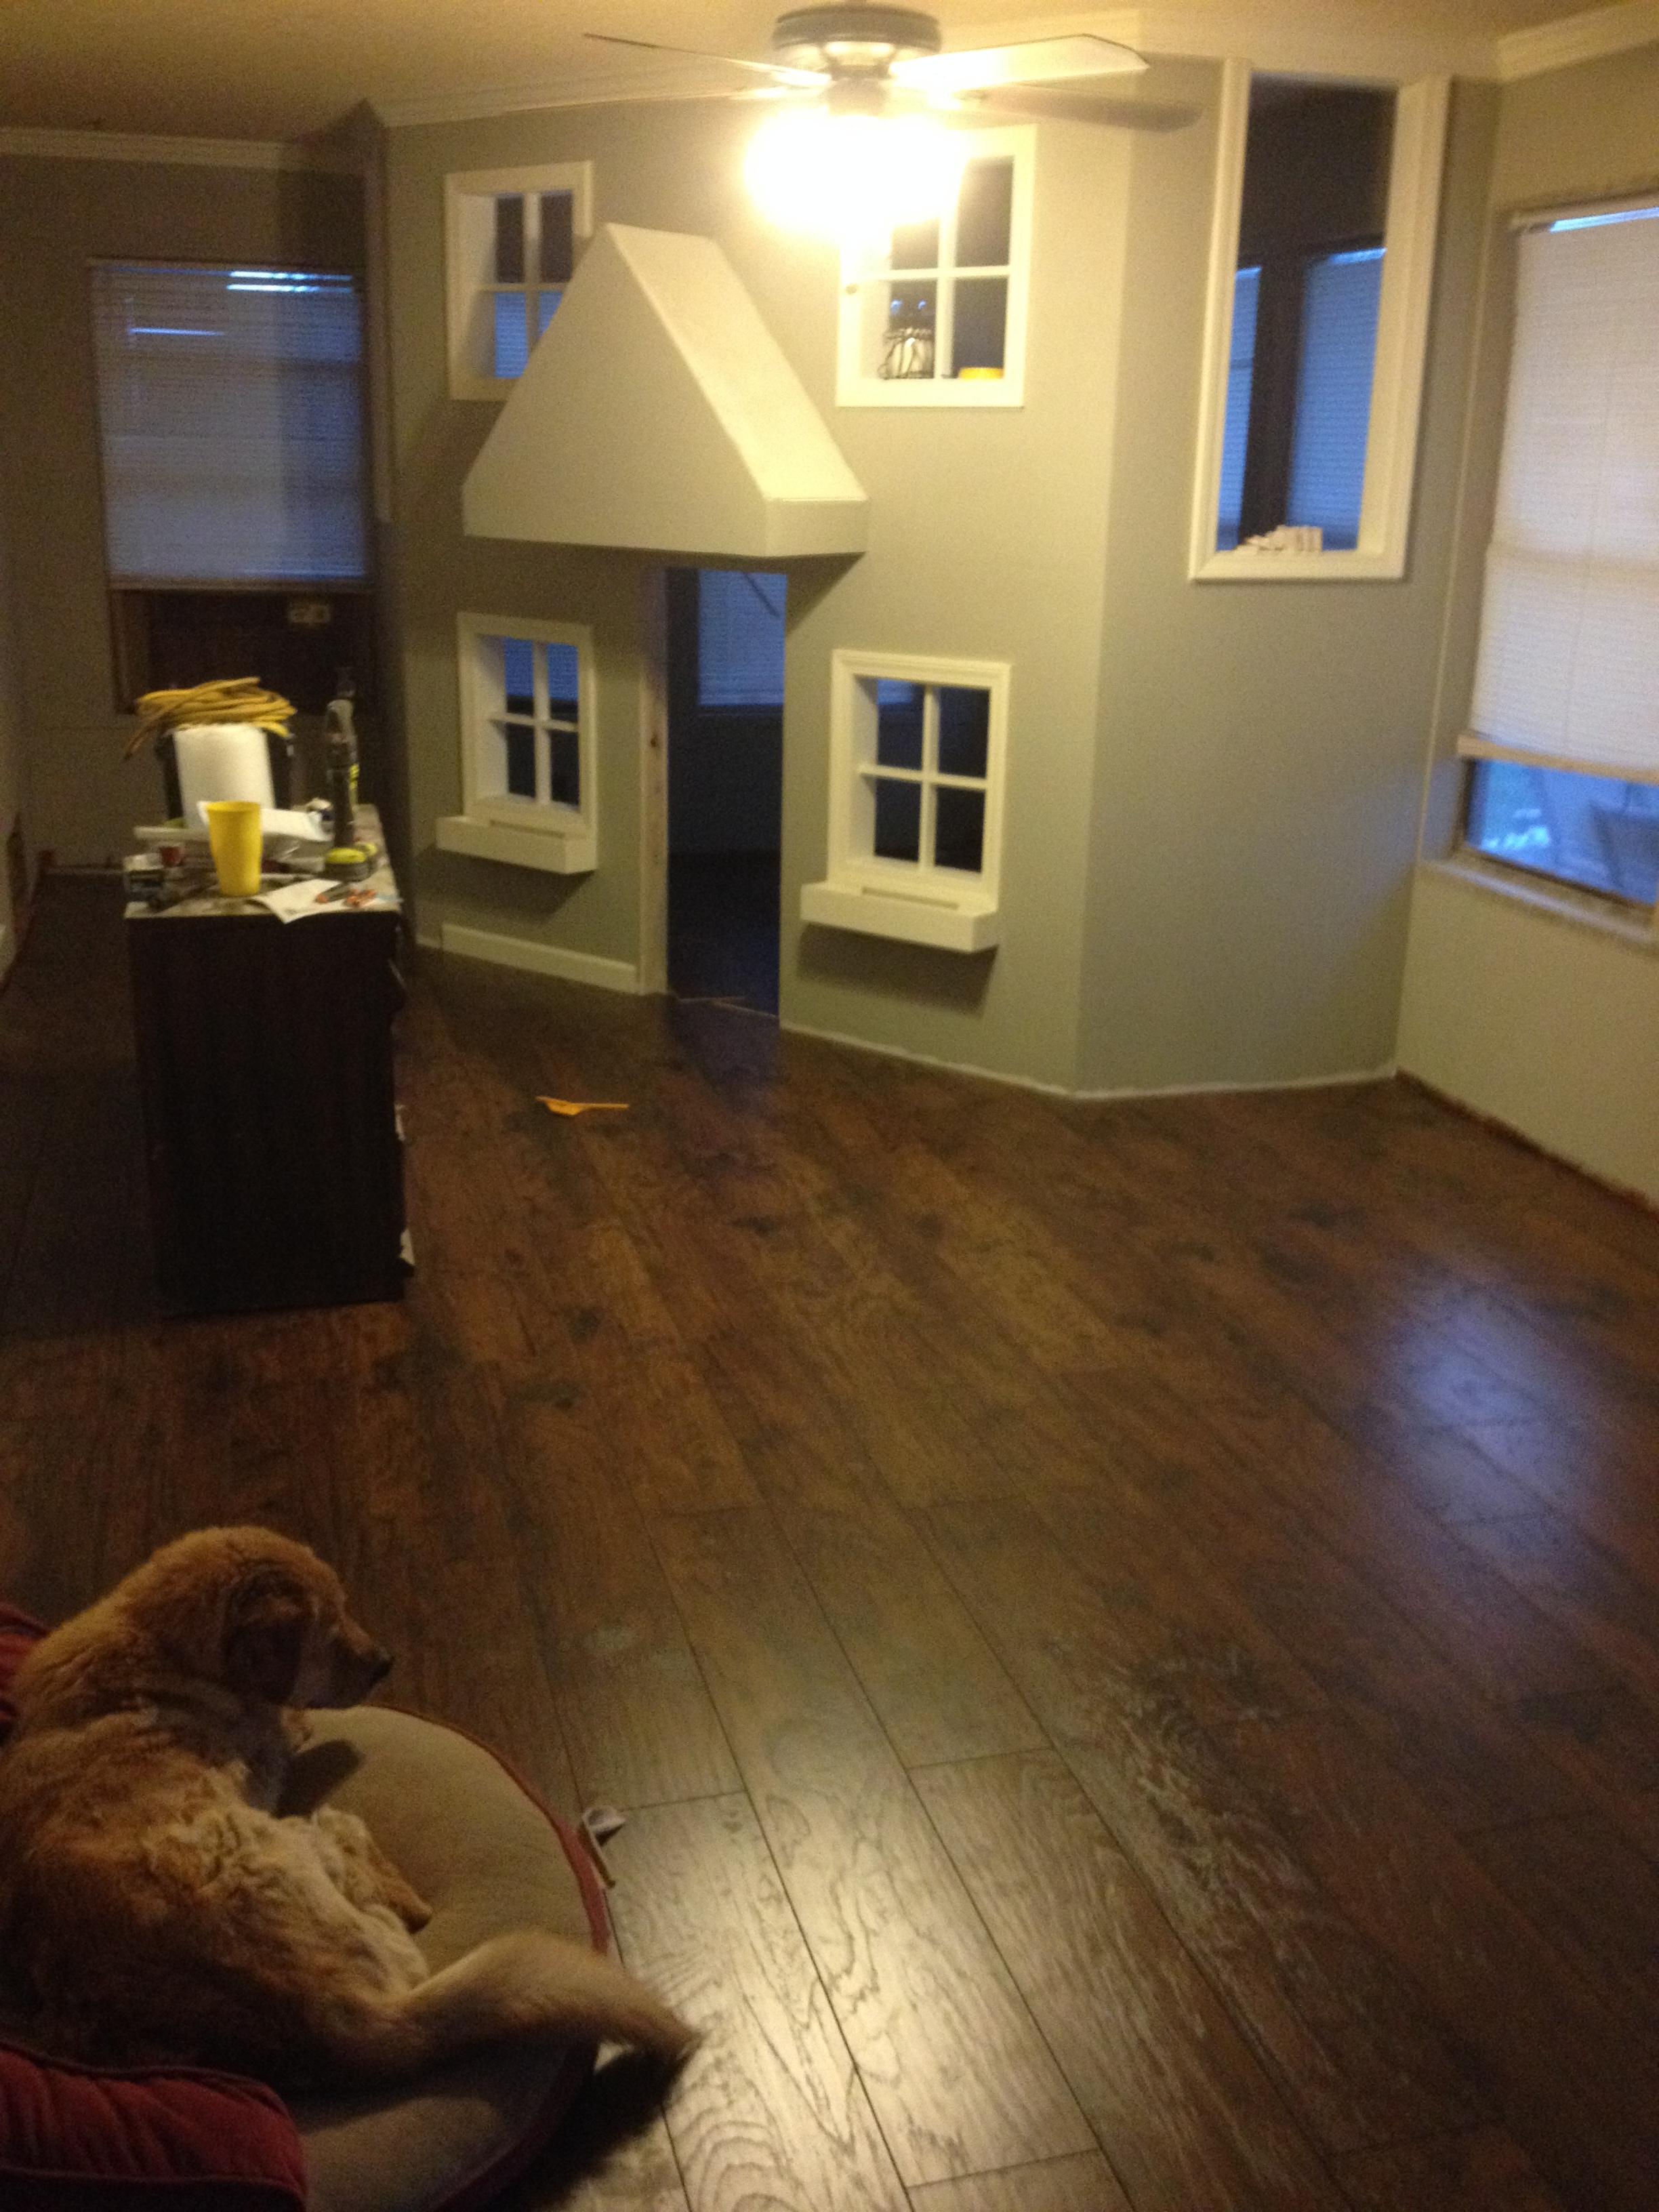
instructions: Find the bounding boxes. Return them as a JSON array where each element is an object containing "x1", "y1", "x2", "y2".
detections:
[
  {"x1": 493, "y1": 290, "x2": 530, "y2": 378},
  {"x1": 1468, "y1": 761, "x2": 1659, "y2": 905},
  {"x1": 880, "y1": 283, "x2": 936, "y2": 380},
  {"x1": 497, "y1": 637, "x2": 534, "y2": 716},
  {"x1": 951, "y1": 278, "x2": 1007, "y2": 377},
  {"x1": 933, "y1": 785, "x2": 985, "y2": 873},
  {"x1": 493, "y1": 195, "x2": 525, "y2": 285},
  {"x1": 1287, "y1": 247, "x2": 1383, "y2": 550},
  {"x1": 956, "y1": 158, "x2": 1013, "y2": 268},
  {"x1": 539, "y1": 192, "x2": 575, "y2": 283},
  {"x1": 890, "y1": 217, "x2": 939, "y2": 270},
  {"x1": 548, "y1": 726, "x2": 581, "y2": 808},
  {"x1": 500, "y1": 720, "x2": 536, "y2": 799},
  {"x1": 544, "y1": 640, "x2": 579, "y2": 718},
  {"x1": 875, "y1": 680, "x2": 924, "y2": 769},
  {"x1": 699, "y1": 571, "x2": 785, "y2": 709},
  {"x1": 535, "y1": 289, "x2": 562, "y2": 338},
  {"x1": 1217, "y1": 265, "x2": 1261, "y2": 550},
  {"x1": 937, "y1": 686, "x2": 989, "y2": 779},
  {"x1": 872, "y1": 776, "x2": 922, "y2": 861},
  {"x1": 90, "y1": 264, "x2": 366, "y2": 585}
]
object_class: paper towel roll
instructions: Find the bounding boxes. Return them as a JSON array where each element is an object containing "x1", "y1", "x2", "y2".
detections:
[{"x1": 174, "y1": 724, "x2": 274, "y2": 823}]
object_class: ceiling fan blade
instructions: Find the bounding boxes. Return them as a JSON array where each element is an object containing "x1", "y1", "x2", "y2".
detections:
[
  {"x1": 970, "y1": 83, "x2": 1170, "y2": 127},
  {"x1": 893, "y1": 34, "x2": 1146, "y2": 94},
  {"x1": 582, "y1": 32, "x2": 827, "y2": 89}
]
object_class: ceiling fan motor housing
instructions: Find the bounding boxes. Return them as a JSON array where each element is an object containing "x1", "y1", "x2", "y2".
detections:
[{"x1": 771, "y1": 5, "x2": 943, "y2": 73}]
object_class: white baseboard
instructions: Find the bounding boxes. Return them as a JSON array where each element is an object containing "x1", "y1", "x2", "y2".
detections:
[
  {"x1": 438, "y1": 921, "x2": 640, "y2": 994},
  {"x1": 781, "y1": 1016, "x2": 1395, "y2": 1101}
]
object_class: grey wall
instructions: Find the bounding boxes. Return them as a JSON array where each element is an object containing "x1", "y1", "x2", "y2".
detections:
[
  {"x1": 1077, "y1": 67, "x2": 1498, "y2": 1092},
  {"x1": 384, "y1": 93, "x2": 1132, "y2": 1084},
  {"x1": 0, "y1": 155, "x2": 363, "y2": 866},
  {"x1": 1397, "y1": 41, "x2": 1659, "y2": 1201}
]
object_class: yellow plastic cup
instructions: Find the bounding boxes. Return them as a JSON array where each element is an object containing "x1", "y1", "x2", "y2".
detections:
[{"x1": 203, "y1": 800, "x2": 263, "y2": 898}]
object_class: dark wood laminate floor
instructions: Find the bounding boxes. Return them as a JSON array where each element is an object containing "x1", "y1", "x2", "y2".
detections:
[{"x1": 4, "y1": 876, "x2": 1659, "y2": 2211}]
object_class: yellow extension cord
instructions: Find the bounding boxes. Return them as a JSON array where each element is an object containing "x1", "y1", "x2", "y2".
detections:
[{"x1": 125, "y1": 677, "x2": 297, "y2": 760}]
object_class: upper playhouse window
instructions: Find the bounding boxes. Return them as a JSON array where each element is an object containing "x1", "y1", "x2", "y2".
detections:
[
  {"x1": 445, "y1": 163, "x2": 593, "y2": 400},
  {"x1": 1189, "y1": 67, "x2": 1447, "y2": 580},
  {"x1": 801, "y1": 649, "x2": 1008, "y2": 949},
  {"x1": 435, "y1": 612, "x2": 596, "y2": 872},
  {"x1": 837, "y1": 127, "x2": 1033, "y2": 409}
]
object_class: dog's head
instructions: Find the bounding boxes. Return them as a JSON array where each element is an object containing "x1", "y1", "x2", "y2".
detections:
[{"x1": 129, "y1": 1528, "x2": 393, "y2": 1709}]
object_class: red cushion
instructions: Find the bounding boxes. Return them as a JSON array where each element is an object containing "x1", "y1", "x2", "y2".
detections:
[{"x1": 0, "y1": 2045, "x2": 307, "y2": 2211}]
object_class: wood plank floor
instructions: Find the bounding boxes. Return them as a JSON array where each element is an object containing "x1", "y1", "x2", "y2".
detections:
[{"x1": 3, "y1": 876, "x2": 1659, "y2": 2211}]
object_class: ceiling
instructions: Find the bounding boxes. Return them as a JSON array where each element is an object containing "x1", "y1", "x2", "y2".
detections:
[{"x1": 0, "y1": 1, "x2": 1592, "y2": 143}]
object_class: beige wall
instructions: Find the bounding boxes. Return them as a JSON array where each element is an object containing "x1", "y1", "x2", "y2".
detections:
[
  {"x1": 0, "y1": 155, "x2": 363, "y2": 866},
  {"x1": 1398, "y1": 42, "x2": 1659, "y2": 1202},
  {"x1": 383, "y1": 98, "x2": 1130, "y2": 1083},
  {"x1": 1076, "y1": 68, "x2": 1499, "y2": 1093}
]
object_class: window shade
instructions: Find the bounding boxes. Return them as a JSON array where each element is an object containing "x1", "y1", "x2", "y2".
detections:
[
  {"x1": 697, "y1": 571, "x2": 785, "y2": 710},
  {"x1": 91, "y1": 264, "x2": 367, "y2": 586},
  {"x1": 1287, "y1": 248, "x2": 1383, "y2": 552},
  {"x1": 1464, "y1": 207, "x2": 1659, "y2": 785}
]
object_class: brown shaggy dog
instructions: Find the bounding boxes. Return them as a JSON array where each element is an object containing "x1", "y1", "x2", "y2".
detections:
[{"x1": 0, "y1": 1528, "x2": 692, "y2": 2082}]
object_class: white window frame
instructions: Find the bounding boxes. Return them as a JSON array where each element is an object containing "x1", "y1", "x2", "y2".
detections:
[
  {"x1": 435, "y1": 612, "x2": 597, "y2": 874},
  {"x1": 1188, "y1": 64, "x2": 1449, "y2": 582},
  {"x1": 800, "y1": 648, "x2": 1008, "y2": 951},
  {"x1": 444, "y1": 161, "x2": 593, "y2": 402},
  {"x1": 836, "y1": 127, "x2": 1034, "y2": 409}
]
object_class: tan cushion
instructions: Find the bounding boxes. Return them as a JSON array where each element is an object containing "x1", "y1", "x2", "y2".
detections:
[{"x1": 282, "y1": 1706, "x2": 599, "y2": 2212}]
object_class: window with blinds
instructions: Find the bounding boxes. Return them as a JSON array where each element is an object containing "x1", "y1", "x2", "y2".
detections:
[
  {"x1": 91, "y1": 263, "x2": 367, "y2": 586},
  {"x1": 1287, "y1": 247, "x2": 1383, "y2": 550},
  {"x1": 1460, "y1": 203, "x2": 1659, "y2": 908},
  {"x1": 697, "y1": 571, "x2": 785, "y2": 711}
]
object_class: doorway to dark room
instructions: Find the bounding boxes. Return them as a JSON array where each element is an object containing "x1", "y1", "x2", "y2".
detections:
[{"x1": 664, "y1": 566, "x2": 785, "y2": 1016}]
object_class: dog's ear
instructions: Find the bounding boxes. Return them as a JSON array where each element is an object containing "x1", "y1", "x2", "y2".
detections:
[{"x1": 223, "y1": 1565, "x2": 312, "y2": 1704}]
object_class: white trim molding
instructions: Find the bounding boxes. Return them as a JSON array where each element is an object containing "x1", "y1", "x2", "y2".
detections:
[
  {"x1": 444, "y1": 160, "x2": 594, "y2": 402},
  {"x1": 1496, "y1": 0, "x2": 1659, "y2": 81},
  {"x1": 1188, "y1": 67, "x2": 1449, "y2": 585},
  {"x1": 438, "y1": 922, "x2": 640, "y2": 992},
  {"x1": 0, "y1": 125, "x2": 359, "y2": 172}
]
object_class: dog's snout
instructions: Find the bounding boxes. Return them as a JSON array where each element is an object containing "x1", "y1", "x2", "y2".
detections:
[{"x1": 367, "y1": 1645, "x2": 393, "y2": 1686}]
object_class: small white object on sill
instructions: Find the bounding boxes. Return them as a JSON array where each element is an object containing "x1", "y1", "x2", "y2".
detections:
[{"x1": 1240, "y1": 525, "x2": 1324, "y2": 554}]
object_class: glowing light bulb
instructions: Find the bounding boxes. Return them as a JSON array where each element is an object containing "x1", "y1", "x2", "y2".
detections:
[{"x1": 745, "y1": 109, "x2": 965, "y2": 245}]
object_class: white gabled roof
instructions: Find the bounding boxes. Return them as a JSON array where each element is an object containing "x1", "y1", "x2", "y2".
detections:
[{"x1": 463, "y1": 222, "x2": 868, "y2": 560}]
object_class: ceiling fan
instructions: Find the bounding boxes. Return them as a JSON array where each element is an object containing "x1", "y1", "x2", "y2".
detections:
[{"x1": 584, "y1": 7, "x2": 1149, "y2": 123}]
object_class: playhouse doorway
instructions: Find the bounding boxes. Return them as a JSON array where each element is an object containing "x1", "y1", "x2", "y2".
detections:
[{"x1": 663, "y1": 567, "x2": 785, "y2": 1016}]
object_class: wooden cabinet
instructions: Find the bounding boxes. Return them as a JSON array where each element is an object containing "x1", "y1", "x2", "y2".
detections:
[{"x1": 127, "y1": 847, "x2": 406, "y2": 1315}]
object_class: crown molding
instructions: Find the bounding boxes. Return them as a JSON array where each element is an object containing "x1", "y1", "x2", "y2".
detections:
[
  {"x1": 0, "y1": 124, "x2": 360, "y2": 171},
  {"x1": 1496, "y1": 0, "x2": 1659, "y2": 79}
]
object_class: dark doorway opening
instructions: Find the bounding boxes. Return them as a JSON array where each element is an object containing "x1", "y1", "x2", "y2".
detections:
[{"x1": 665, "y1": 567, "x2": 785, "y2": 1016}]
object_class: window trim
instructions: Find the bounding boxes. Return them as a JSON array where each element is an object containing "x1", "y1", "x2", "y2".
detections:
[
  {"x1": 443, "y1": 161, "x2": 594, "y2": 402},
  {"x1": 1187, "y1": 64, "x2": 1448, "y2": 582},
  {"x1": 836, "y1": 125, "x2": 1034, "y2": 409},
  {"x1": 800, "y1": 647, "x2": 1008, "y2": 951},
  {"x1": 435, "y1": 611, "x2": 597, "y2": 874}
]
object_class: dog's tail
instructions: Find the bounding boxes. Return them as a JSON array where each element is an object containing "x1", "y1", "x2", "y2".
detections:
[{"x1": 311, "y1": 1931, "x2": 695, "y2": 2079}]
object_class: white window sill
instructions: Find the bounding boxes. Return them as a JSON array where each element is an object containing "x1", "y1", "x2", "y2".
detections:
[
  {"x1": 1191, "y1": 548, "x2": 1406, "y2": 583},
  {"x1": 436, "y1": 812, "x2": 595, "y2": 874},
  {"x1": 1422, "y1": 851, "x2": 1659, "y2": 955},
  {"x1": 800, "y1": 877, "x2": 999, "y2": 953},
  {"x1": 836, "y1": 377, "x2": 1023, "y2": 409}
]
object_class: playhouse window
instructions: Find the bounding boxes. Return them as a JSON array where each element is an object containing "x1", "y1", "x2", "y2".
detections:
[
  {"x1": 1191, "y1": 67, "x2": 1448, "y2": 579},
  {"x1": 435, "y1": 613, "x2": 596, "y2": 873},
  {"x1": 800, "y1": 650, "x2": 1007, "y2": 950},
  {"x1": 837, "y1": 127, "x2": 1033, "y2": 408},
  {"x1": 445, "y1": 163, "x2": 592, "y2": 400}
]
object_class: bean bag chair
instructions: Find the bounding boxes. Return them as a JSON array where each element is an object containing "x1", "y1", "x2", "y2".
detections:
[{"x1": 0, "y1": 1604, "x2": 607, "y2": 2212}]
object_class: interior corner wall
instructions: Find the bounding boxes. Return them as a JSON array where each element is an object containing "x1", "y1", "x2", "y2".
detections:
[
  {"x1": 1397, "y1": 39, "x2": 1659, "y2": 1203},
  {"x1": 0, "y1": 156, "x2": 365, "y2": 869},
  {"x1": 1076, "y1": 66, "x2": 1499, "y2": 1096},
  {"x1": 0, "y1": 456, "x2": 26, "y2": 978},
  {"x1": 383, "y1": 100, "x2": 1128, "y2": 1084}
]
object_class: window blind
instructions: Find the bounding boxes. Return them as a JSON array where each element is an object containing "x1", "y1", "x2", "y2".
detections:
[
  {"x1": 91, "y1": 263, "x2": 367, "y2": 586},
  {"x1": 1463, "y1": 205, "x2": 1659, "y2": 785},
  {"x1": 1286, "y1": 247, "x2": 1383, "y2": 552},
  {"x1": 697, "y1": 571, "x2": 785, "y2": 710}
]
